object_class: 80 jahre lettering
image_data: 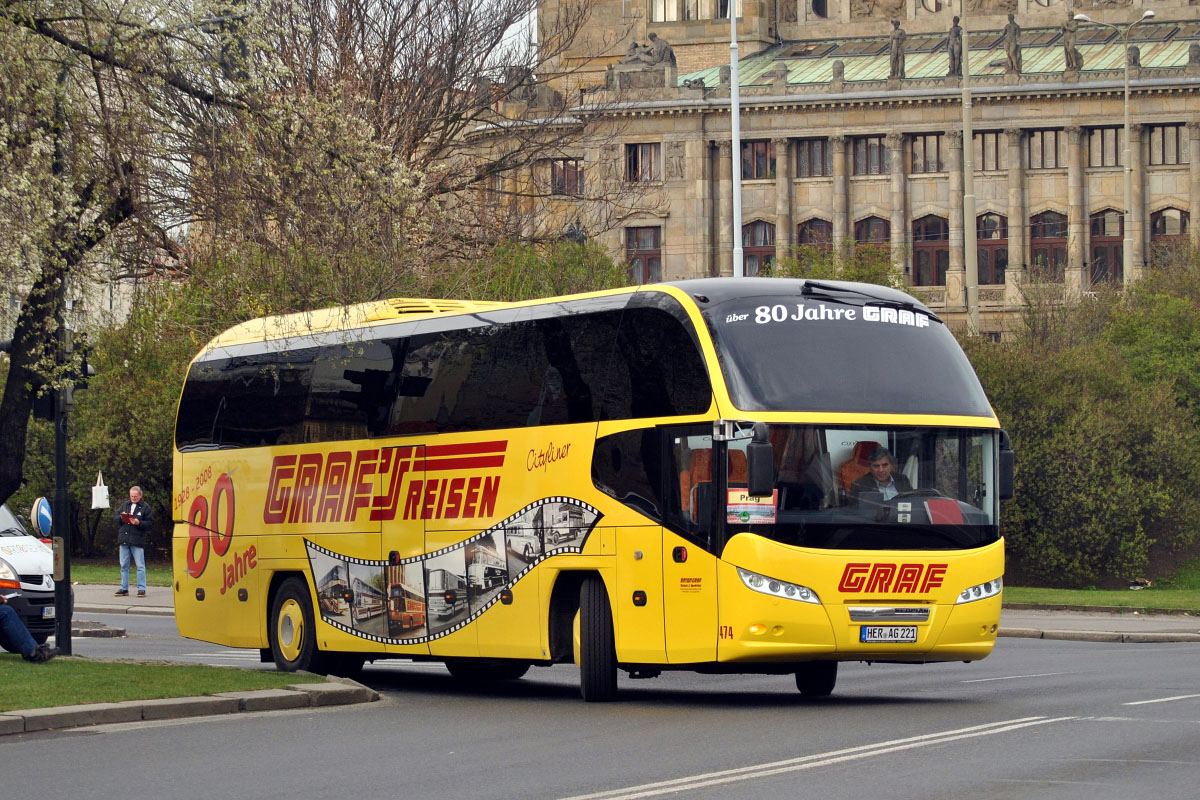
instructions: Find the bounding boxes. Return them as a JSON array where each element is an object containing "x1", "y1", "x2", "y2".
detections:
[{"x1": 751, "y1": 304, "x2": 930, "y2": 327}]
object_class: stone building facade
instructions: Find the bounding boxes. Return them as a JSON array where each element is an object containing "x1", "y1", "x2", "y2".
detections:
[{"x1": 532, "y1": 1, "x2": 1200, "y2": 333}]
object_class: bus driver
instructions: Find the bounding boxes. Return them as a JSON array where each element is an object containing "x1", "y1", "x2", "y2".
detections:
[{"x1": 851, "y1": 447, "x2": 912, "y2": 502}]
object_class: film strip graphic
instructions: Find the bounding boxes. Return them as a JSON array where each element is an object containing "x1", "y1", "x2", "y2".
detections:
[{"x1": 305, "y1": 496, "x2": 602, "y2": 645}]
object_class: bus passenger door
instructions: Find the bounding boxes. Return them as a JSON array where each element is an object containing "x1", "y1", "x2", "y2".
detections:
[
  {"x1": 379, "y1": 445, "x2": 431, "y2": 657},
  {"x1": 662, "y1": 437, "x2": 718, "y2": 664}
]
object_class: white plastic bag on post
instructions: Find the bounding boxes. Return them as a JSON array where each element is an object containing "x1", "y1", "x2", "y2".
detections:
[{"x1": 91, "y1": 471, "x2": 109, "y2": 509}]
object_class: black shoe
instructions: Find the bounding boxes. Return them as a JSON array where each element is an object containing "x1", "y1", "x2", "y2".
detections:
[
  {"x1": 137, "y1": 590, "x2": 146, "y2": 597},
  {"x1": 25, "y1": 644, "x2": 58, "y2": 663},
  {"x1": 114, "y1": 589, "x2": 128, "y2": 596}
]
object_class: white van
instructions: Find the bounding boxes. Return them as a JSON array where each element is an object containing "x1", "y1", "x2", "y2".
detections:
[{"x1": 0, "y1": 504, "x2": 56, "y2": 644}]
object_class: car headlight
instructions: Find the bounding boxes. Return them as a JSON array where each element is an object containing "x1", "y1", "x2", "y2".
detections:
[
  {"x1": 955, "y1": 576, "x2": 1003, "y2": 604},
  {"x1": 0, "y1": 557, "x2": 18, "y2": 590},
  {"x1": 736, "y1": 567, "x2": 820, "y2": 605}
]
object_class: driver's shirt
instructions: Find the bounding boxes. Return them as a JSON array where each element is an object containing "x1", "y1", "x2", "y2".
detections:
[{"x1": 872, "y1": 477, "x2": 900, "y2": 501}]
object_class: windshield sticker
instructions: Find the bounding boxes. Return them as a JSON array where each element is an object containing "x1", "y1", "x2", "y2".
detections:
[
  {"x1": 749, "y1": 304, "x2": 929, "y2": 328},
  {"x1": 726, "y1": 490, "x2": 778, "y2": 525}
]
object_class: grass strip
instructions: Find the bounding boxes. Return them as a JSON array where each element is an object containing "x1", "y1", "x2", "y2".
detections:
[
  {"x1": 68, "y1": 559, "x2": 173, "y2": 587},
  {"x1": 0, "y1": 657, "x2": 324, "y2": 712},
  {"x1": 1004, "y1": 586, "x2": 1200, "y2": 613}
]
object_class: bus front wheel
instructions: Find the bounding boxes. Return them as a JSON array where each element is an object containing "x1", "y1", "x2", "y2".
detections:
[
  {"x1": 579, "y1": 576, "x2": 618, "y2": 702},
  {"x1": 269, "y1": 577, "x2": 324, "y2": 673},
  {"x1": 795, "y1": 661, "x2": 837, "y2": 697}
]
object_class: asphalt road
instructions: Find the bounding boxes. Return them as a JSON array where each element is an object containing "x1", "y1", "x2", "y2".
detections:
[{"x1": 10, "y1": 614, "x2": 1200, "y2": 799}]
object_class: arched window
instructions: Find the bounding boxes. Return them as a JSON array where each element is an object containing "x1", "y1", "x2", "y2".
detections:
[
  {"x1": 1029, "y1": 211, "x2": 1067, "y2": 280},
  {"x1": 977, "y1": 213, "x2": 1008, "y2": 285},
  {"x1": 854, "y1": 216, "x2": 889, "y2": 244},
  {"x1": 812, "y1": 0, "x2": 828, "y2": 17},
  {"x1": 912, "y1": 215, "x2": 949, "y2": 286},
  {"x1": 743, "y1": 220, "x2": 776, "y2": 276},
  {"x1": 1151, "y1": 208, "x2": 1190, "y2": 240},
  {"x1": 797, "y1": 218, "x2": 833, "y2": 250},
  {"x1": 1089, "y1": 210, "x2": 1123, "y2": 286}
]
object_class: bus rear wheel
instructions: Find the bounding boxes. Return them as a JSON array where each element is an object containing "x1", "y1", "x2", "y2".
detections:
[
  {"x1": 795, "y1": 661, "x2": 837, "y2": 697},
  {"x1": 269, "y1": 577, "x2": 324, "y2": 673},
  {"x1": 579, "y1": 576, "x2": 618, "y2": 702}
]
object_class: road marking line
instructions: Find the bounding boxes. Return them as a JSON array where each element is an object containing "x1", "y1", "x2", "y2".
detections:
[
  {"x1": 1123, "y1": 693, "x2": 1200, "y2": 706},
  {"x1": 560, "y1": 716, "x2": 1077, "y2": 800},
  {"x1": 961, "y1": 671, "x2": 1069, "y2": 683}
]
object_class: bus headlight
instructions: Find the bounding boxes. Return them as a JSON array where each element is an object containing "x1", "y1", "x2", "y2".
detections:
[
  {"x1": 955, "y1": 576, "x2": 1003, "y2": 604},
  {"x1": 736, "y1": 568, "x2": 820, "y2": 605}
]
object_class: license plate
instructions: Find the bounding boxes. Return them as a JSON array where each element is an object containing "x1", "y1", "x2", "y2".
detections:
[
  {"x1": 860, "y1": 625, "x2": 916, "y2": 643},
  {"x1": 42, "y1": 606, "x2": 55, "y2": 619}
]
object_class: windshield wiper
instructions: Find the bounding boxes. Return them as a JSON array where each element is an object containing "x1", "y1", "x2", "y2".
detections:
[{"x1": 801, "y1": 281, "x2": 940, "y2": 322}]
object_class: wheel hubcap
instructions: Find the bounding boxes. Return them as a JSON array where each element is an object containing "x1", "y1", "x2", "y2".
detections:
[{"x1": 278, "y1": 598, "x2": 304, "y2": 662}]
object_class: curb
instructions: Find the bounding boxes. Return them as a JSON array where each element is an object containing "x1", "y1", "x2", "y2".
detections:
[
  {"x1": 0, "y1": 677, "x2": 379, "y2": 737},
  {"x1": 999, "y1": 628, "x2": 1200, "y2": 643},
  {"x1": 75, "y1": 603, "x2": 174, "y2": 617}
]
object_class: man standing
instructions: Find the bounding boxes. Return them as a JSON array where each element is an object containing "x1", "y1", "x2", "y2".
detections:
[{"x1": 114, "y1": 485, "x2": 154, "y2": 598}]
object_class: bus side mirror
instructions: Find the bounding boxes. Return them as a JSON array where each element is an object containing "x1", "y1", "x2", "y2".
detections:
[
  {"x1": 998, "y1": 430, "x2": 1015, "y2": 500},
  {"x1": 747, "y1": 422, "x2": 775, "y2": 498}
]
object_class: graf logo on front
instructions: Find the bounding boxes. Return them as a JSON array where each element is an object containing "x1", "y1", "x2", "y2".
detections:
[
  {"x1": 263, "y1": 441, "x2": 507, "y2": 525},
  {"x1": 837, "y1": 562, "x2": 947, "y2": 593}
]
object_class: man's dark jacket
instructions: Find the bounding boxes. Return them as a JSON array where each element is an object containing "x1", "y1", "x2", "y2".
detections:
[
  {"x1": 114, "y1": 498, "x2": 154, "y2": 548},
  {"x1": 850, "y1": 471, "x2": 913, "y2": 500}
]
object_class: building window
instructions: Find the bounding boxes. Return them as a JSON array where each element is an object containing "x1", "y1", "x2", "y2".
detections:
[
  {"x1": 627, "y1": 226, "x2": 662, "y2": 284},
  {"x1": 812, "y1": 0, "x2": 828, "y2": 17},
  {"x1": 682, "y1": 0, "x2": 698, "y2": 19},
  {"x1": 1087, "y1": 127, "x2": 1123, "y2": 168},
  {"x1": 1030, "y1": 211, "x2": 1067, "y2": 280},
  {"x1": 910, "y1": 134, "x2": 944, "y2": 174},
  {"x1": 741, "y1": 140, "x2": 776, "y2": 180},
  {"x1": 912, "y1": 215, "x2": 949, "y2": 286},
  {"x1": 796, "y1": 139, "x2": 831, "y2": 178},
  {"x1": 974, "y1": 132, "x2": 1008, "y2": 172},
  {"x1": 1028, "y1": 130, "x2": 1065, "y2": 170},
  {"x1": 715, "y1": 0, "x2": 742, "y2": 18},
  {"x1": 797, "y1": 218, "x2": 833, "y2": 249},
  {"x1": 922, "y1": 0, "x2": 943, "y2": 10},
  {"x1": 626, "y1": 143, "x2": 661, "y2": 182},
  {"x1": 853, "y1": 136, "x2": 890, "y2": 176},
  {"x1": 1089, "y1": 210, "x2": 1124, "y2": 285},
  {"x1": 551, "y1": 158, "x2": 583, "y2": 196},
  {"x1": 1149, "y1": 125, "x2": 1189, "y2": 166},
  {"x1": 854, "y1": 216, "x2": 890, "y2": 244},
  {"x1": 977, "y1": 213, "x2": 1009, "y2": 285},
  {"x1": 1151, "y1": 208, "x2": 1189, "y2": 239},
  {"x1": 650, "y1": 0, "x2": 679, "y2": 21},
  {"x1": 743, "y1": 221, "x2": 775, "y2": 276}
]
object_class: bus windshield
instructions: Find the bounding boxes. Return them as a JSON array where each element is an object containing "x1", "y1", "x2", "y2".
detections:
[
  {"x1": 718, "y1": 424, "x2": 1001, "y2": 551},
  {"x1": 702, "y1": 291, "x2": 993, "y2": 416}
]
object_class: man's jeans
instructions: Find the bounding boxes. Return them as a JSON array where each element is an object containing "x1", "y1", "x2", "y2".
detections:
[
  {"x1": 119, "y1": 544, "x2": 146, "y2": 592},
  {"x1": 0, "y1": 603, "x2": 37, "y2": 657}
]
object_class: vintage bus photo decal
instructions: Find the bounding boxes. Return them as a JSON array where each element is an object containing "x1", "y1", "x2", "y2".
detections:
[{"x1": 303, "y1": 496, "x2": 601, "y2": 644}]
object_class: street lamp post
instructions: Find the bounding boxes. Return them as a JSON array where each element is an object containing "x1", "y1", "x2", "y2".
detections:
[{"x1": 1074, "y1": 10, "x2": 1155, "y2": 287}]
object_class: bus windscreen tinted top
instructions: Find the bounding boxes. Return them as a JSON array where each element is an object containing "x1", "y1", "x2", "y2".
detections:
[{"x1": 703, "y1": 293, "x2": 993, "y2": 416}]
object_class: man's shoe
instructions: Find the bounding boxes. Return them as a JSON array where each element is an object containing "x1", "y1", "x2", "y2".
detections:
[
  {"x1": 26, "y1": 644, "x2": 58, "y2": 663},
  {"x1": 114, "y1": 589, "x2": 128, "y2": 596},
  {"x1": 136, "y1": 590, "x2": 146, "y2": 597}
]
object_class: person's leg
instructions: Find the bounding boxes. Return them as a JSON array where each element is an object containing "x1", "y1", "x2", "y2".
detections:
[
  {"x1": 133, "y1": 546, "x2": 147, "y2": 593},
  {"x1": 118, "y1": 544, "x2": 131, "y2": 592},
  {"x1": 0, "y1": 604, "x2": 37, "y2": 658}
]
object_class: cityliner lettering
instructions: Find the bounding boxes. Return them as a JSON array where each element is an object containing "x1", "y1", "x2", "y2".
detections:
[
  {"x1": 263, "y1": 441, "x2": 507, "y2": 525},
  {"x1": 838, "y1": 562, "x2": 948, "y2": 593}
]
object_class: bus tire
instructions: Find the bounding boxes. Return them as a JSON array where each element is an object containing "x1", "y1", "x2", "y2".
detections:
[
  {"x1": 269, "y1": 577, "x2": 324, "y2": 673},
  {"x1": 579, "y1": 576, "x2": 618, "y2": 702},
  {"x1": 795, "y1": 661, "x2": 837, "y2": 697},
  {"x1": 446, "y1": 659, "x2": 531, "y2": 683}
]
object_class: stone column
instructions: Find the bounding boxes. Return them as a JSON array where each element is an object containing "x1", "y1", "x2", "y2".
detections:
[
  {"x1": 774, "y1": 137, "x2": 792, "y2": 263},
  {"x1": 1067, "y1": 126, "x2": 1086, "y2": 290},
  {"x1": 831, "y1": 135, "x2": 849, "y2": 257},
  {"x1": 716, "y1": 139, "x2": 734, "y2": 277},
  {"x1": 886, "y1": 132, "x2": 907, "y2": 273},
  {"x1": 1130, "y1": 123, "x2": 1146, "y2": 281},
  {"x1": 946, "y1": 131, "x2": 966, "y2": 311},
  {"x1": 1005, "y1": 128, "x2": 1026, "y2": 274},
  {"x1": 1188, "y1": 121, "x2": 1200, "y2": 250}
]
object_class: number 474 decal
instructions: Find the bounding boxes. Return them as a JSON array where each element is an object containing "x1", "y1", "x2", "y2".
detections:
[{"x1": 718, "y1": 625, "x2": 734, "y2": 640}]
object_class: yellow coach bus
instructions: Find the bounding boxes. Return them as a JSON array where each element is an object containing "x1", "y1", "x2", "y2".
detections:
[{"x1": 172, "y1": 278, "x2": 1012, "y2": 701}]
